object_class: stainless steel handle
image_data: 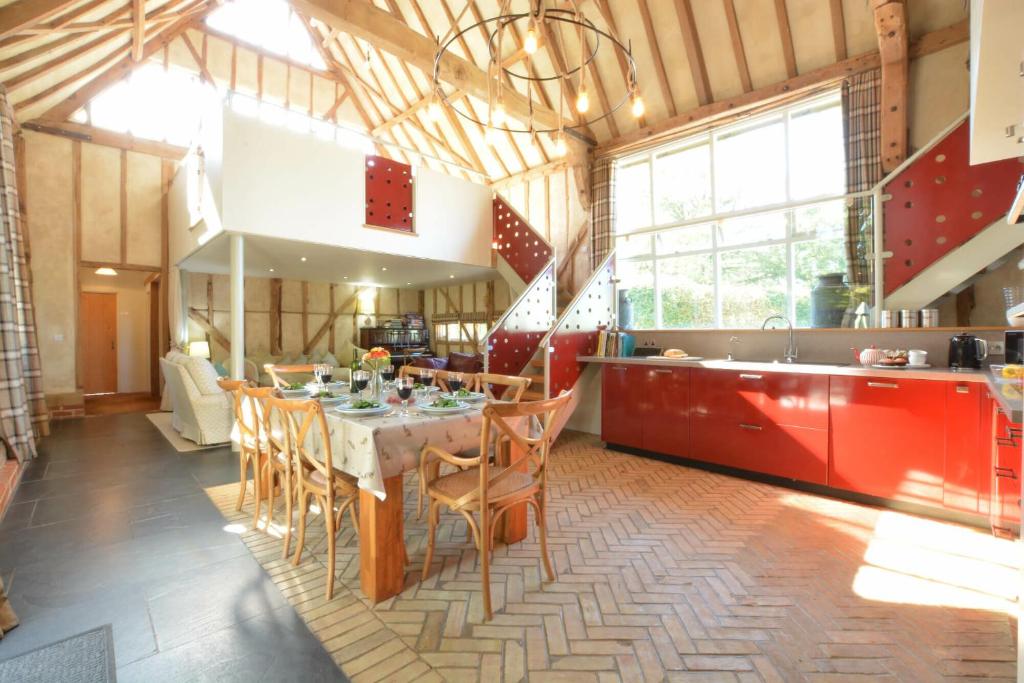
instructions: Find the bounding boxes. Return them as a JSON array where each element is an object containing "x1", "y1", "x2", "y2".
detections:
[
  {"x1": 653, "y1": 369, "x2": 672, "y2": 374},
  {"x1": 867, "y1": 381, "x2": 898, "y2": 389},
  {"x1": 610, "y1": 366, "x2": 627, "y2": 371},
  {"x1": 739, "y1": 423, "x2": 762, "y2": 431},
  {"x1": 739, "y1": 374, "x2": 762, "y2": 380},
  {"x1": 955, "y1": 385, "x2": 970, "y2": 394}
]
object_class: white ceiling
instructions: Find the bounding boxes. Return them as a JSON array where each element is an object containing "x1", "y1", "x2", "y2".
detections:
[{"x1": 180, "y1": 232, "x2": 498, "y2": 289}]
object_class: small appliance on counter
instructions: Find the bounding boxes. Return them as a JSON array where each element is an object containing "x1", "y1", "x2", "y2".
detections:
[
  {"x1": 1006, "y1": 330, "x2": 1023, "y2": 365},
  {"x1": 948, "y1": 332, "x2": 989, "y2": 369}
]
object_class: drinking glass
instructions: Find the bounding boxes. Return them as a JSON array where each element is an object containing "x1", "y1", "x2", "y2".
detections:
[
  {"x1": 321, "y1": 363, "x2": 333, "y2": 384},
  {"x1": 313, "y1": 363, "x2": 324, "y2": 388},
  {"x1": 352, "y1": 370, "x2": 370, "y2": 399},
  {"x1": 447, "y1": 372, "x2": 464, "y2": 394},
  {"x1": 380, "y1": 364, "x2": 395, "y2": 388},
  {"x1": 395, "y1": 377, "x2": 414, "y2": 416},
  {"x1": 417, "y1": 369, "x2": 435, "y2": 401}
]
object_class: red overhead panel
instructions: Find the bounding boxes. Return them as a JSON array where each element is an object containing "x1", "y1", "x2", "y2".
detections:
[
  {"x1": 883, "y1": 121, "x2": 1023, "y2": 295},
  {"x1": 493, "y1": 198, "x2": 552, "y2": 283},
  {"x1": 365, "y1": 155, "x2": 414, "y2": 233},
  {"x1": 486, "y1": 263, "x2": 555, "y2": 379},
  {"x1": 546, "y1": 259, "x2": 616, "y2": 397}
]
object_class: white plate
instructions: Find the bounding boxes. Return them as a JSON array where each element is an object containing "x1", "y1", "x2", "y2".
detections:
[
  {"x1": 647, "y1": 355, "x2": 704, "y2": 361},
  {"x1": 335, "y1": 404, "x2": 391, "y2": 417},
  {"x1": 871, "y1": 363, "x2": 931, "y2": 369},
  {"x1": 418, "y1": 401, "x2": 472, "y2": 414},
  {"x1": 281, "y1": 388, "x2": 311, "y2": 398},
  {"x1": 323, "y1": 381, "x2": 348, "y2": 392},
  {"x1": 441, "y1": 391, "x2": 485, "y2": 402},
  {"x1": 317, "y1": 395, "x2": 348, "y2": 407}
]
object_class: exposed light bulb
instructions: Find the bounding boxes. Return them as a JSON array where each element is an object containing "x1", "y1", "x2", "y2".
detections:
[
  {"x1": 492, "y1": 99, "x2": 506, "y2": 126},
  {"x1": 576, "y1": 85, "x2": 590, "y2": 114},
  {"x1": 553, "y1": 133, "x2": 567, "y2": 158},
  {"x1": 524, "y1": 26, "x2": 539, "y2": 55},
  {"x1": 631, "y1": 93, "x2": 645, "y2": 118}
]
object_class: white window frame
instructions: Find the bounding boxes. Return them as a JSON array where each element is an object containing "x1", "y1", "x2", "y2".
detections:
[{"x1": 614, "y1": 90, "x2": 861, "y2": 330}]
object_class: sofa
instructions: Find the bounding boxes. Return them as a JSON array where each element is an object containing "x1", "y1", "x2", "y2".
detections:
[
  {"x1": 244, "y1": 339, "x2": 367, "y2": 387},
  {"x1": 412, "y1": 351, "x2": 484, "y2": 374},
  {"x1": 159, "y1": 350, "x2": 233, "y2": 445}
]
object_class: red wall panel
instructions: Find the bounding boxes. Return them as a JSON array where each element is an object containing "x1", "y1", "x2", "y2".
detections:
[{"x1": 365, "y1": 155, "x2": 414, "y2": 233}]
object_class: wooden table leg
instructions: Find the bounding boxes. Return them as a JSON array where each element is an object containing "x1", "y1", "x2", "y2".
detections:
[
  {"x1": 496, "y1": 440, "x2": 528, "y2": 545},
  {"x1": 359, "y1": 474, "x2": 405, "y2": 603}
]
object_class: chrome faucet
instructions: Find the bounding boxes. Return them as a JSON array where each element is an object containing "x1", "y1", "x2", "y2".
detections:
[
  {"x1": 761, "y1": 314, "x2": 797, "y2": 363},
  {"x1": 727, "y1": 336, "x2": 740, "y2": 361}
]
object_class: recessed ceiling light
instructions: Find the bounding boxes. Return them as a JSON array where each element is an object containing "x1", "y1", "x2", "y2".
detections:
[
  {"x1": 449, "y1": 274, "x2": 455, "y2": 279},
  {"x1": 300, "y1": 257, "x2": 307, "y2": 262},
  {"x1": 269, "y1": 268, "x2": 275, "y2": 272},
  {"x1": 95, "y1": 267, "x2": 118, "y2": 276},
  {"x1": 381, "y1": 267, "x2": 387, "y2": 271},
  {"x1": 343, "y1": 276, "x2": 348, "y2": 280},
  {"x1": 406, "y1": 282, "x2": 411, "y2": 286}
]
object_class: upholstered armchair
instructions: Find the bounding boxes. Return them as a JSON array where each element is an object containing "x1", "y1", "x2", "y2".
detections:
[{"x1": 159, "y1": 353, "x2": 233, "y2": 445}]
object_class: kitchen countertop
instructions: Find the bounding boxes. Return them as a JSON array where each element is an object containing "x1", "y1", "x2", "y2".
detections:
[{"x1": 578, "y1": 355, "x2": 1023, "y2": 422}]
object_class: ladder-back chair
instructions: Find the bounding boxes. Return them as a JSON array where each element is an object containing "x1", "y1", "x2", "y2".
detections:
[{"x1": 472, "y1": 373, "x2": 532, "y2": 402}]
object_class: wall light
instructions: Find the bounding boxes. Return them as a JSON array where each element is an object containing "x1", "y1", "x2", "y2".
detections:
[
  {"x1": 188, "y1": 340, "x2": 211, "y2": 358},
  {"x1": 95, "y1": 267, "x2": 118, "y2": 276}
]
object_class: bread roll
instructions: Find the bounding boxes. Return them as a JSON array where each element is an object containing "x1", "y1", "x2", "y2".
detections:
[{"x1": 663, "y1": 348, "x2": 688, "y2": 358}]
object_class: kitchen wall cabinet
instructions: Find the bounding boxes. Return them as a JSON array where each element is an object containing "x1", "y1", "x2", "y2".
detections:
[{"x1": 829, "y1": 376, "x2": 946, "y2": 506}]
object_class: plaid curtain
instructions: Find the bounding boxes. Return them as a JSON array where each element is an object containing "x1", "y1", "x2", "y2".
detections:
[
  {"x1": 0, "y1": 87, "x2": 48, "y2": 462},
  {"x1": 842, "y1": 70, "x2": 882, "y2": 287},
  {"x1": 591, "y1": 157, "x2": 615, "y2": 269}
]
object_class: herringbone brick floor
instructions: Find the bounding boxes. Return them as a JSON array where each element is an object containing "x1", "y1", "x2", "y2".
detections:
[{"x1": 205, "y1": 431, "x2": 1020, "y2": 682}]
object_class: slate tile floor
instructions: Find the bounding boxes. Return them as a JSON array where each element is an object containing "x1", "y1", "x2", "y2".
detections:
[{"x1": 0, "y1": 412, "x2": 346, "y2": 682}]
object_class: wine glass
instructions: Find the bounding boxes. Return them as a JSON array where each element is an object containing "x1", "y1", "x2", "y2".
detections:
[
  {"x1": 417, "y1": 369, "x2": 435, "y2": 401},
  {"x1": 380, "y1": 364, "x2": 395, "y2": 390},
  {"x1": 352, "y1": 370, "x2": 370, "y2": 399},
  {"x1": 313, "y1": 363, "x2": 324, "y2": 389},
  {"x1": 447, "y1": 372, "x2": 464, "y2": 395},
  {"x1": 395, "y1": 377, "x2": 414, "y2": 416},
  {"x1": 321, "y1": 363, "x2": 333, "y2": 385}
]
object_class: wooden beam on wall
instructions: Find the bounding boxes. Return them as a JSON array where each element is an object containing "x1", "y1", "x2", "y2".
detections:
[
  {"x1": 270, "y1": 278, "x2": 283, "y2": 355},
  {"x1": 873, "y1": 0, "x2": 908, "y2": 172},
  {"x1": 829, "y1": 0, "x2": 847, "y2": 61},
  {"x1": 674, "y1": 0, "x2": 711, "y2": 106},
  {"x1": 0, "y1": 0, "x2": 80, "y2": 40},
  {"x1": 22, "y1": 120, "x2": 188, "y2": 160},
  {"x1": 722, "y1": 0, "x2": 752, "y2": 93},
  {"x1": 304, "y1": 286, "x2": 364, "y2": 355},
  {"x1": 774, "y1": 0, "x2": 798, "y2": 78},
  {"x1": 131, "y1": 0, "x2": 145, "y2": 61},
  {"x1": 636, "y1": 0, "x2": 677, "y2": 118},
  {"x1": 188, "y1": 308, "x2": 231, "y2": 352}
]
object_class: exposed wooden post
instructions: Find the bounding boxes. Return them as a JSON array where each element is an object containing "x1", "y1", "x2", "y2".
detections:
[
  {"x1": 873, "y1": 0, "x2": 908, "y2": 173},
  {"x1": 301, "y1": 281, "x2": 309, "y2": 350},
  {"x1": 328, "y1": 284, "x2": 336, "y2": 354},
  {"x1": 131, "y1": 0, "x2": 145, "y2": 61},
  {"x1": 269, "y1": 277, "x2": 282, "y2": 355}
]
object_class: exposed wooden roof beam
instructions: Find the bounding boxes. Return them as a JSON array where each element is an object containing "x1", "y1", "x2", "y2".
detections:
[
  {"x1": 829, "y1": 0, "x2": 847, "y2": 61},
  {"x1": 674, "y1": 0, "x2": 711, "y2": 106},
  {"x1": 291, "y1": 0, "x2": 572, "y2": 137},
  {"x1": 774, "y1": 0, "x2": 798, "y2": 78},
  {"x1": 721, "y1": 0, "x2": 751, "y2": 93},
  {"x1": 371, "y1": 91, "x2": 438, "y2": 136},
  {"x1": 636, "y1": 0, "x2": 677, "y2": 118},
  {"x1": 22, "y1": 119, "x2": 187, "y2": 159},
  {"x1": 0, "y1": 0, "x2": 80, "y2": 41},
  {"x1": 132, "y1": 0, "x2": 145, "y2": 61},
  {"x1": 591, "y1": 0, "x2": 644, "y2": 128},
  {"x1": 596, "y1": 18, "x2": 967, "y2": 157},
  {"x1": 181, "y1": 32, "x2": 215, "y2": 84},
  {"x1": 873, "y1": 0, "x2": 907, "y2": 172}
]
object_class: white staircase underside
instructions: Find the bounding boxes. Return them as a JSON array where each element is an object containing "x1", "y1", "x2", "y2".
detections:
[{"x1": 884, "y1": 216, "x2": 1024, "y2": 310}]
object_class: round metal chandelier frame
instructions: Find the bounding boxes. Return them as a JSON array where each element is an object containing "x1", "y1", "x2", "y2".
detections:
[{"x1": 431, "y1": 7, "x2": 640, "y2": 136}]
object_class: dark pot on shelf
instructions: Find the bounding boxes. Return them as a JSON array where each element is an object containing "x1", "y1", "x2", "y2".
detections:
[
  {"x1": 811, "y1": 272, "x2": 850, "y2": 328},
  {"x1": 617, "y1": 289, "x2": 633, "y2": 329}
]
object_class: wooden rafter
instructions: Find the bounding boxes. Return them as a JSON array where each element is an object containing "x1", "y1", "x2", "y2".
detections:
[
  {"x1": 829, "y1": 0, "x2": 847, "y2": 61},
  {"x1": 591, "y1": 0, "x2": 644, "y2": 128},
  {"x1": 188, "y1": 308, "x2": 231, "y2": 352},
  {"x1": 132, "y1": 0, "x2": 145, "y2": 61},
  {"x1": 774, "y1": 0, "x2": 798, "y2": 78},
  {"x1": 596, "y1": 19, "x2": 968, "y2": 157},
  {"x1": 0, "y1": 0, "x2": 80, "y2": 40},
  {"x1": 0, "y1": 0, "x2": 108, "y2": 50},
  {"x1": 181, "y1": 32, "x2": 215, "y2": 85},
  {"x1": 22, "y1": 119, "x2": 187, "y2": 159},
  {"x1": 674, "y1": 0, "x2": 711, "y2": 106},
  {"x1": 636, "y1": 0, "x2": 677, "y2": 118},
  {"x1": 873, "y1": 0, "x2": 907, "y2": 172},
  {"x1": 721, "y1": 0, "x2": 751, "y2": 93}
]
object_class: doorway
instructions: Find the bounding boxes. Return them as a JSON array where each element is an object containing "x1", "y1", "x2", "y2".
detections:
[{"x1": 80, "y1": 291, "x2": 118, "y2": 394}]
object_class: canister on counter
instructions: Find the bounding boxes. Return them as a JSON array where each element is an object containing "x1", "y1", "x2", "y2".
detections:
[
  {"x1": 919, "y1": 308, "x2": 939, "y2": 328},
  {"x1": 900, "y1": 309, "x2": 919, "y2": 328},
  {"x1": 880, "y1": 310, "x2": 898, "y2": 328}
]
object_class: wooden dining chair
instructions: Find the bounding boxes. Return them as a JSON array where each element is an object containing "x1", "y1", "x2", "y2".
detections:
[
  {"x1": 256, "y1": 389, "x2": 302, "y2": 557},
  {"x1": 419, "y1": 390, "x2": 573, "y2": 620},
  {"x1": 265, "y1": 363, "x2": 317, "y2": 389},
  {"x1": 397, "y1": 365, "x2": 439, "y2": 386},
  {"x1": 472, "y1": 373, "x2": 532, "y2": 402},
  {"x1": 266, "y1": 395, "x2": 360, "y2": 600},
  {"x1": 432, "y1": 369, "x2": 476, "y2": 393},
  {"x1": 218, "y1": 379, "x2": 267, "y2": 528}
]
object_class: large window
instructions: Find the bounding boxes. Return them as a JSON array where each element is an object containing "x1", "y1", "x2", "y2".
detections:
[{"x1": 615, "y1": 92, "x2": 857, "y2": 329}]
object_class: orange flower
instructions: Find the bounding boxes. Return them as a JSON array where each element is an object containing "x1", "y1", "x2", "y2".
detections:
[{"x1": 362, "y1": 347, "x2": 391, "y2": 362}]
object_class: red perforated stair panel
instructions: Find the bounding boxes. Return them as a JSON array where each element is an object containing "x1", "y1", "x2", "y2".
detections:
[
  {"x1": 365, "y1": 155, "x2": 414, "y2": 233},
  {"x1": 547, "y1": 260, "x2": 616, "y2": 397},
  {"x1": 883, "y1": 121, "x2": 1023, "y2": 295},
  {"x1": 486, "y1": 263, "x2": 555, "y2": 378},
  {"x1": 493, "y1": 198, "x2": 553, "y2": 283}
]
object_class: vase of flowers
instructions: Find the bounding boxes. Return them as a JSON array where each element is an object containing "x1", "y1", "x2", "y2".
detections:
[{"x1": 362, "y1": 347, "x2": 391, "y2": 401}]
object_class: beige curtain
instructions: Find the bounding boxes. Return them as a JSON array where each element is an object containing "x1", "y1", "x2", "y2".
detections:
[
  {"x1": 590, "y1": 157, "x2": 615, "y2": 269},
  {"x1": 842, "y1": 70, "x2": 882, "y2": 287},
  {"x1": 168, "y1": 266, "x2": 187, "y2": 350},
  {"x1": 0, "y1": 86, "x2": 48, "y2": 462}
]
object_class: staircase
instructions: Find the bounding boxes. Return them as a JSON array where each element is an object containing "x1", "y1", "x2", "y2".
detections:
[{"x1": 519, "y1": 290, "x2": 575, "y2": 401}]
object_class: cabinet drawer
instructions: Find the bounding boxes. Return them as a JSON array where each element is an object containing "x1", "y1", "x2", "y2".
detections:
[{"x1": 691, "y1": 368, "x2": 828, "y2": 429}]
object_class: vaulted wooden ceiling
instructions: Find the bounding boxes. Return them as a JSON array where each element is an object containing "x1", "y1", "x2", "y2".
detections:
[{"x1": 0, "y1": 0, "x2": 969, "y2": 183}]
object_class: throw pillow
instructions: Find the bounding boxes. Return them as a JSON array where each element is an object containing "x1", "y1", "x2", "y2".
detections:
[
  {"x1": 213, "y1": 362, "x2": 229, "y2": 377},
  {"x1": 184, "y1": 357, "x2": 224, "y2": 395},
  {"x1": 447, "y1": 352, "x2": 484, "y2": 374}
]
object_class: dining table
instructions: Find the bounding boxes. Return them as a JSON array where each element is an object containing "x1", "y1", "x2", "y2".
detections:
[{"x1": 307, "y1": 395, "x2": 530, "y2": 603}]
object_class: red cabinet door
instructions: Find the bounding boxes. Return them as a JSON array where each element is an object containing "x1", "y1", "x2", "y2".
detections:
[
  {"x1": 690, "y1": 417, "x2": 827, "y2": 484},
  {"x1": 601, "y1": 364, "x2": 644, "y2": 449},
  {"x1": 829, "y1": 376, "x2": 946, "y2": 505},
  {"x1": 943, "y1": 381, "x2": 984, "y2": 514},
  {"x1": 990, "y1": 403, "x2": 1021, "y2": 535},
  {"x1": 642, "y1": 367, "x2": 690, "y2": 458}
]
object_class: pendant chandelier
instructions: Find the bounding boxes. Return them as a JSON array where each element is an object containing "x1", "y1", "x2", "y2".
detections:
[{"x1": 430, "y1": 0, "x2": 643, "y2": 157}]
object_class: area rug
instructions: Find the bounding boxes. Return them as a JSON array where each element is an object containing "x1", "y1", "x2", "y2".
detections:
[
  {"x1": 145, "y1": 412, "x2": 222, "y2": 452},
  {"x1": 0, "y1": 624, "x2": 116, "y2": 682}
]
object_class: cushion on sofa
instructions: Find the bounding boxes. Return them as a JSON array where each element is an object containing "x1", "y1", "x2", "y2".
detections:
[
  {"x1": 412, "y1": 356, "x2": 448, "y2": 370},
  {"x1": 446, "y1": 352, "x2": 484, "y2": 374},
  {"x1": 184, "y1": 357, "x2": 224, "y2": 395}
]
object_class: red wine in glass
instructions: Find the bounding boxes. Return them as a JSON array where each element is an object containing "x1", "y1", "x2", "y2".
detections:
[
  {"x1": 381, "y1": 368, "x2": 395, "y2": 382},
  {"x1": 322, "y1": 373, "x2": 333, "y2": 384},
  {"x1": 354, "y1": 378, "x2": 368, "y2": 392},
  {"x1": 397, "y1": 385, "x2": 413, "y2": 400},
  {"x1": 448, "y1": 378, "x2": 463, "y2": 393}
]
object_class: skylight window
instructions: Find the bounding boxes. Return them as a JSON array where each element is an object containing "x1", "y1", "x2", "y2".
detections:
[{"x1": 206, "y1": 0, "x2": 326, "y2": 70}]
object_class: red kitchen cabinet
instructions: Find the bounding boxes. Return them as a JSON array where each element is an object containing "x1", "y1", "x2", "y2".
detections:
[
  {"x1": 943, "y1": 381, "x2": 985, "y2": 514},
  {"x1": 691, "y1": 368, "x2": 828, "y2": 429},
  {"x1": 989, "y1": 402, "x2": 1021, "y2": 536},
  {"x1": 829, "y1": 376, "x2": 946, "y2": 505},
  {"x1": 641, "y1": 367, "x2": 690, "y2": 458},
  {"x1": 601, "y1": 364, "x2": 645, "y2": 449},
  {"x1": 690, "y1": 415, "x2": 828, "y2": 484}
]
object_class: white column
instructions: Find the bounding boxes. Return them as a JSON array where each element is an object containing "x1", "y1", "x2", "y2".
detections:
[{"x1": 229, "y1": 233, "x2": 245, "y2": 380}]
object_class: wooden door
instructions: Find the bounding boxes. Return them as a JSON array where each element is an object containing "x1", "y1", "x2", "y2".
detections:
[{"x1": 80, "y1": 292, "x2": 117, "y2": 394}]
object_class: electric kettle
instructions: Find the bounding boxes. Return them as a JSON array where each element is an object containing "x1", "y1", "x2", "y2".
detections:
[{"x1": 948, "y1": 333, "x2": 988, "y2": 369}]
